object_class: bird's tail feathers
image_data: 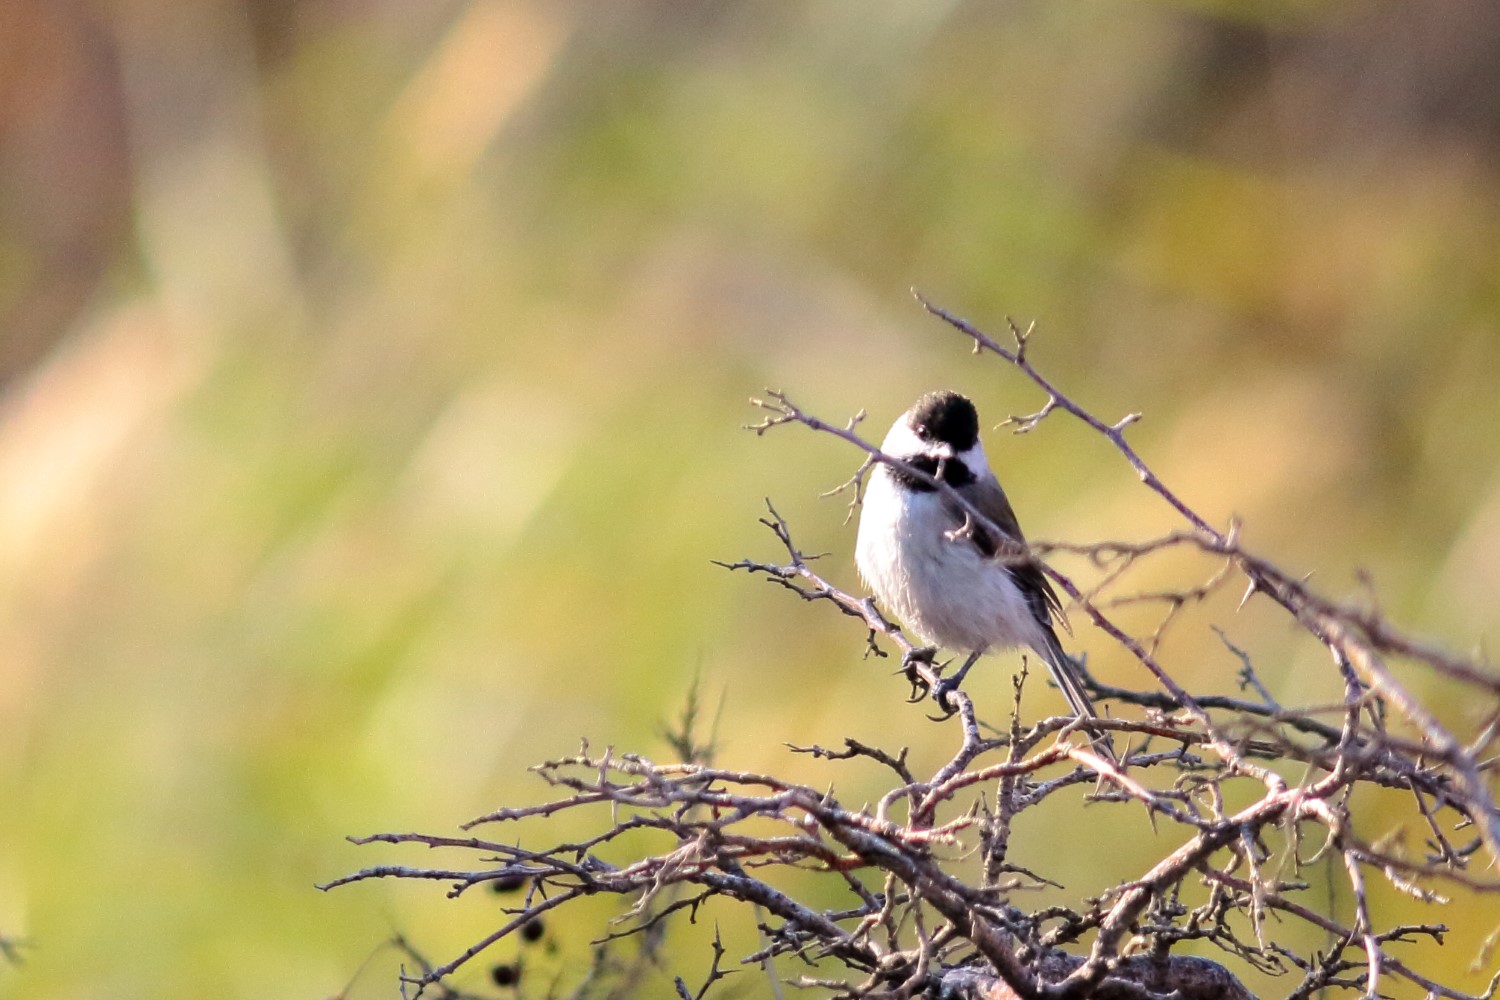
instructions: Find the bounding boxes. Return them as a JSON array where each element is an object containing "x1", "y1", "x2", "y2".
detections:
[{"x1": 1037, "y1": 630, "x2": 1118, "y2": 765}]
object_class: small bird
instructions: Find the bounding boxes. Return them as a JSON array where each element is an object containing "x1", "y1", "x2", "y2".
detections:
[{"x1": 855, "y1": 390, "x2": 1114, "y2": 759}]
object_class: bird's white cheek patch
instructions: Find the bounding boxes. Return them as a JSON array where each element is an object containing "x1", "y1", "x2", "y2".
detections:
[{"x1": 879, "y1": 420, "x2": 929, "y2": 459}]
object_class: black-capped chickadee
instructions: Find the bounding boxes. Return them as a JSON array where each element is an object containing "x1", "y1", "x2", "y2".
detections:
[{"x1": 855, "y1": 390, "x2": 1114, "y2": 759}]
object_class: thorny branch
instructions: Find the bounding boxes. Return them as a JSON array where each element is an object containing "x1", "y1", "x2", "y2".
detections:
[{"x1": 327, "y1": 301, "x2": 1500, "y2": 1000}]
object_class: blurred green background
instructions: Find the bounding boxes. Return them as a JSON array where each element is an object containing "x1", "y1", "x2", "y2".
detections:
[{"x1": 2, "y1": 1, "x2": 1499, "y2": 997}]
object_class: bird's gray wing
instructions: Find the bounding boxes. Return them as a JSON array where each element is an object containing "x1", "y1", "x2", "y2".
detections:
[
  {"x1": 947, "y1": 476, "x2": 1115, "y2": 760},
  {"x1": 946, "y1": 475, "x2": 1066, "y2": 631}
]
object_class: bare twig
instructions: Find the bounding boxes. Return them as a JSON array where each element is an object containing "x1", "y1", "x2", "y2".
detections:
[{"x1": 328, "y1": 299, "x2": 1500, "y2": 1000}]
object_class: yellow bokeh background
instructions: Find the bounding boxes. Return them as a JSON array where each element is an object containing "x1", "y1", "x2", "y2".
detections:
[{"x1": 1, "y1": 1, "x2": 1497, "y2": 997}]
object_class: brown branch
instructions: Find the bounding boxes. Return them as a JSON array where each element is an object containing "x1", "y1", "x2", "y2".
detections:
[{"x1": 327, "y1": 298, "x2": 1500, "y2": 1000}]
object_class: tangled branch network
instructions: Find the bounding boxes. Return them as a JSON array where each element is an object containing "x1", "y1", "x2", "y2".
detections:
[{"x1": 325, "y1": 298, "x2": 1500, "y2": 1000}]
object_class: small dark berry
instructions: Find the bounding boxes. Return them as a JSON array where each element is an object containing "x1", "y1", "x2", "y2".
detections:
[
  {"x1": 520, "y1": 917, "x2": 545, "y2": 943},
  {"x1": 488, "y1": 873, "x2": 528, "y2": 894},
  {"x1": 491, "y1": 962, "x2": 520, "y2": 987}
]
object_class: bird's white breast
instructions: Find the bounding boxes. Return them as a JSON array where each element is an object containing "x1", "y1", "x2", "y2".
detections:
[{"x1": 855, "y1": 467, "x2": 1046, "y2": 655}]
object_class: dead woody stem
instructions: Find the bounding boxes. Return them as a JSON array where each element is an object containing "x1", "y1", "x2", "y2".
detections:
[{"x1": 327, "y1": 301, "x2": 1500, "y2": 1000}]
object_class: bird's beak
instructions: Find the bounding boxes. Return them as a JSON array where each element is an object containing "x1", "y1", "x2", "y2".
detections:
[{"x1": 930, "y1": 444, "x2": 955, "y2": 460}]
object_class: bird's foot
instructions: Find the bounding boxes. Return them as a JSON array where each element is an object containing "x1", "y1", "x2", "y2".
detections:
[
  {"x1": 899, "y1": 646, "x2": 940, "y2": 703},
  {"x1": 927, "y1": 675, "x2": 964, "y2": 720}
]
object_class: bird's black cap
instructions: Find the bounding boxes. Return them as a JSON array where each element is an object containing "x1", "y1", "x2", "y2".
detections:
[{"x1": 908, "y1": 391, "x2": 979, "y2": 452}]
